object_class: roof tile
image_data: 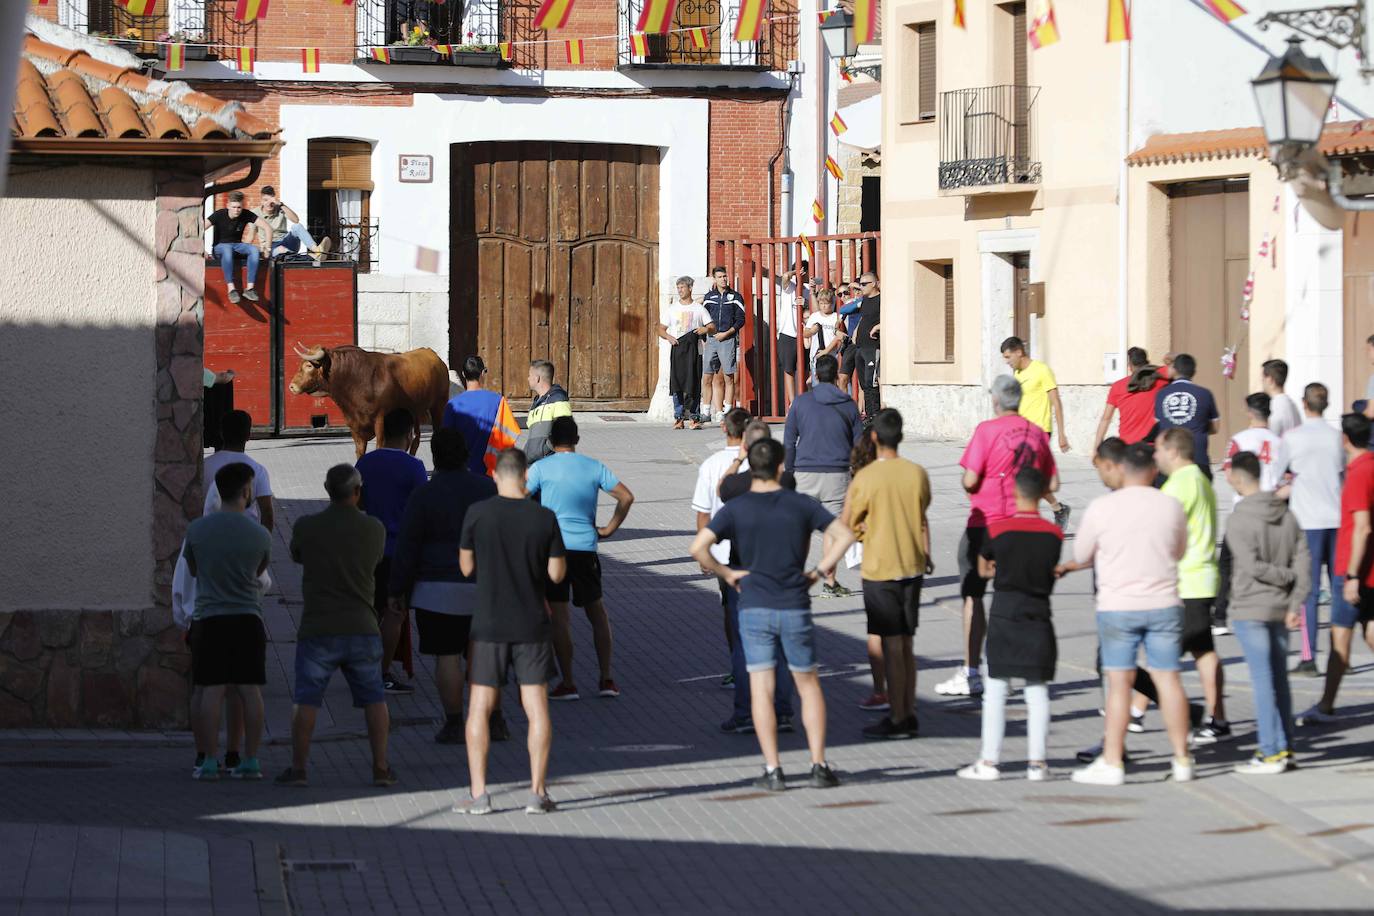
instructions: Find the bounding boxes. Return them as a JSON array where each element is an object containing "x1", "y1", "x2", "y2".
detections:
[{"x1": 1129, "y1": 120, "x2": 1374, "y2": 166}]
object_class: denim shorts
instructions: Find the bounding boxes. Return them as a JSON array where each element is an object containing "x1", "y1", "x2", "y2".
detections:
[
  {"x1": 704, "y1": 336, "x2": 738, "y2": 375},
  {"x1": 739, "y1": 608, "x2": 818, "y2": 673},
  {"x1": 293, "y1": 635, "x2": 386, "y2": 708},
  {"x1": 1097, "y1": 607, "x2": 1184, "y2": 672},
  {"x1": 1330, "y1": 576, "x2": 1374, "y2": 628}
]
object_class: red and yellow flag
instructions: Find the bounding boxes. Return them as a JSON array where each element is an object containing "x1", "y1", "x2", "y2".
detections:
[
  {"x1": 434, "y1": 44, "x2": 452, "y2": 55},
  {"x1": 635, "y1": 0, "x2": 678, "y2": 34},
  {"x1": 166, "y1": 43, "x2": 185, "y2": 69},
  {"x1": 499, "y1": 41, "x2": 513, "y2": 61},
  {"x1": 325, "y1": 0, "x2": 354, "y2": 5},
  {"x1": 839, "y1": 63, "x2": 853, "y2": 83},
  {"x1": 370, "y1": 46, "x2": 390, "y2": 63},
  {"x1": 690, "y1": 27, "x2": 709, "y2": 49},
  {"x1": 565, "y1": 39, "x2": 585, "y2": 64},
  {"x1": 124, "y1": 0, "x2": 156, "y2": 15},
  {"x1": 233, "y1": 0, "x2": 269, "y2": 23},
  {"x1": 301, "y1": 47, "x2": 321, "y2": 73},
  {"x1": 1028, "y1": 0, "x2": 1060, "y2": 49},
  {"x1": 953, "y1": 0, "x2": 966, "y2": 29},
  {"x1": 32, "y1": 0, "x2": 51, "y2": 6},
  {"x1": 1201, "y1": 0, "x2": 1246, "y2": 23},
  {"x1": 734, "y1": 0, "x2": 767, "y2": 42},
  {"x1": 830, "y1": 111, "x2": 847, "y2": 136},
  {"x1": 812, "y1": 199, "x2": 825, "y2": 223},
  {"x1": 851, "y1": 0, "x2": 877, "y2": 44},
  {"x1": 1106, "y1": 0, "x2": 1130, "y2": 42},
  {"x1": 235, "y1": 46, "x2": 255, "y2": 72},
  {"x1": 630, "y1": 33, "x2": 649, "y2": 56},
  {"x1": 798, "y1": 234, "x2": 813, "y2": 259},
  {"x1": 824, "y1": 155, "x2": 844, "y2": 180},
  {"x1": 533, "y1": 0, "x2": 575, "y2": 30}
]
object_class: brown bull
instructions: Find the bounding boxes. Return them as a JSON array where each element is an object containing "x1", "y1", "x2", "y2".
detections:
[{"x1": 289, "y1": 343, "x2": 450, "y2": 458}]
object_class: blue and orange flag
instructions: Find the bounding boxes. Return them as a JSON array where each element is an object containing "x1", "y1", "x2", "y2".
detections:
[
  {"x1": 565, "y1": 39, "x2": 585, "y2": 64},
  {"x1": 636, "y1": 0, "x2": 678, "y2": 34},
  {"x1": 734, "y1": 0, "x2": 767, "y2": 42},
  {"x1": 630, "y1": 33, "x2": 649, "y2": 56},
  {"x1": 953, "y1": 0, "x2": 965, "y2": 29},
  {"x1": 166, "y1": 43, "x2": 185, "y2": 70},
  {"x1": 1028, "y1": 0, "x2": 1059, "y2": 49},
  {"x1": 1202, "y1": 0, "x2": 1245, "y2": 22},
  {"x1": 1106, "y1": 0, "x2": 1130, "y2": 42},
  {"x1": 533, "y1": 0, "x2": 576, "y2": 30},
  {"x1": 301, "y1": 48, "x2": 321, "y2": 73},
  {"x1": 852, "y1": 0, "x2": 877, "y2": 44},
  {"x1": 235, "y1": 46, "x2": 255, "y2": 72},
  {"x1": 233, "y1": 0, "x2": 269, "y2": 23}
]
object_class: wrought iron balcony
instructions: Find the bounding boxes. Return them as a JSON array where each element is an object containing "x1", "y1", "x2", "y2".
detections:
[
  {"x1": 616, "y1": 0, "x2": 796, "y2": 71},
  {"x1": 57, "y1": 1, "x2": 256, "y2": 60},
  {"x1": 939, "y1": 84, "x2": 1042, "y2": 193},
  {"x1": 309, "y1": 218, "x2": 380, "y2": 274},
  {"x1": 355, "y1": 0, "x2": 539, "y2": 68}
]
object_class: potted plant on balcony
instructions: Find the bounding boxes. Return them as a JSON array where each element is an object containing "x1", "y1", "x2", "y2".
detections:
[
  {"x1": 448, "y1": 35, "x2": 502, "y2": 67},
  {"x1": 387, "y1": 23, "x2": 441, "y2": 64},
  {"x1": 112, "y1": 27, "x2": 146, "y2": 55},
  {"x1": 158, "y1": 30, "x2": 213, "y2": 61}
]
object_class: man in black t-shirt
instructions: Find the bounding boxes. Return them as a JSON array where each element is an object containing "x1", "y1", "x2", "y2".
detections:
[
  {"x1": 205, "y1": 190, "x2": 269, "y2": 305},
  {"x1": 456, "y1": 448, "x2": 566, "y2": 815},
  {"x1": 853, "y1": 272, "x2": 882, "y2": 418}
]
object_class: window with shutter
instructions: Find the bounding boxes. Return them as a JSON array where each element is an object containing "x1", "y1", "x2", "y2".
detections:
[
  {"x1": 913, "y1": 259, "x2": 955, "y2": 364},
  {"x1": 917, "y1": 23, "x2": 937, "y2": 122},
  {"x1": 307, "y1": 139, "x2": 376, "y2": 272},
  {"x1": 943, "y1": 264, "x2": 955, "y2": 362}
]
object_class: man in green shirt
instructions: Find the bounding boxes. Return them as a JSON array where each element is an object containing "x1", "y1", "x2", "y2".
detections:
[
  {"x1": 1158, "y1": 428, "x2": 1231, "y2": 744},
  {"x1": 280, "y1": 463, "x2": 396, "y2": 788}
]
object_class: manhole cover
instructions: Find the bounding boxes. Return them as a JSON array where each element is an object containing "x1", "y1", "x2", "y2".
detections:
[
  {"x1": 284, "y1": 860, "x2": 366, "y2": 873},
  {"x1": 600, "y1": 743, "x2": 693, "y2": 753},
  {"x1": 0, "y1": 760, "x2": 111, "y2": 769}
]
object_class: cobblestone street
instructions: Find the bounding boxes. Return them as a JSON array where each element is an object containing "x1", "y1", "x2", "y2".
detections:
[{"x1": 4, "y1": 419, "x2": 1374, "y2": 914}]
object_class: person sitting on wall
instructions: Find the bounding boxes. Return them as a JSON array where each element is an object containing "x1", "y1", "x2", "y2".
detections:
[
  {"x1": 259, "y1": 186, "x2": 332, "y2": 263},
  {"x1": 206, "y1": 191, "x2": 270, "y2": 305}
]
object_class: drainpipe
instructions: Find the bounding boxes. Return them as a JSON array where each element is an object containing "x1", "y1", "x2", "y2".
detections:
[
  {"x1": 1116, "y1": 34, "x2": 1130, "y2": 367},
  {"x1": 203, "y1": 158, "x2": 264, "y2": 202},
  {"x1": 815, "y1": 17, "x2": 827, "y2": 238},
  {"x1": 769, "y1": 82, "x2": 795, "y2": 238}
]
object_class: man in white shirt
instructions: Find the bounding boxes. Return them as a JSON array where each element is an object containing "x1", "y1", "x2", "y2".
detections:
[
  {"x1": 203, "y1": 410, "x2": 275, "y2": 531},
  {"x1": 1262, "y1": 359, "x2": 1302, "y2": 438},
  {"x1": 777, "y1": 260, "x2": 812, "y2": 412},
  {"x1": 692, "y1": 409, "x2": 751, "y2": 696},
  {"x1": 1278, "y1": 383, "x2": 1345, "y2": 676}
]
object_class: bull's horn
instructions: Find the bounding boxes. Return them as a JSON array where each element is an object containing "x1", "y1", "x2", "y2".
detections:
[{"x1": 293, "y1": 342, "x2": 324, "y2": 360}]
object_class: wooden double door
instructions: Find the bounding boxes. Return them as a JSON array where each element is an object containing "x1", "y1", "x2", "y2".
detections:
[{"x1": 450, "y1": 142, "x2": 660, "y2": 409}]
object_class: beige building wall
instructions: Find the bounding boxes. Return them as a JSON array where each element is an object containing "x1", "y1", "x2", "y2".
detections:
[{"x1": 0, "y1": 165, "x2": 157, "y2": 611}]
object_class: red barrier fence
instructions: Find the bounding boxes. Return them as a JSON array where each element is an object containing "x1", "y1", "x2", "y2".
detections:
[{"x1": 712, "y1": 232, "x2": 879, "y2": 421}]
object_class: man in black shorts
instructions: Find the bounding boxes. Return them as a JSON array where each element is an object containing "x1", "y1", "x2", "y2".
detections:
[
  {"x1": 457, "y1": 449, "x2": 567, "y2": 815},
  {"x1": 389, "y1": 429, "x2": 499, "y2": 744}
]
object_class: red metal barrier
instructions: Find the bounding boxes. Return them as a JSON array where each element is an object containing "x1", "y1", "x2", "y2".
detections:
[{"x1": 713, "y1": 232, "x2": 879, "y2": 421}]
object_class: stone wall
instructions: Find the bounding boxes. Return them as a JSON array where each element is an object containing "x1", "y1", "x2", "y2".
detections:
[{"x1": 357, "y1": 272, "x2": 449, "y2": 362}]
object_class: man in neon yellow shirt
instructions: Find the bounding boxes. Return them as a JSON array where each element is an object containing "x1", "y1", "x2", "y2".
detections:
[
  {"x1": 1001, "y1": 336, "x2": 1071, "y2": 528},
  {"x1": 1157, "y1": 427, "x2": 1231, "y2": 745}
]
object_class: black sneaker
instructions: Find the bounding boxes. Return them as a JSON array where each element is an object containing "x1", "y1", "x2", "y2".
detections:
[
  {"x1": 434, "y1": 720, "x2": 465, "y2": 745},
  {"x1": 242, "y1": 288, "x2": 259, "y2": 302},
  {"x1": 192, "y1": 752, "x2": 205, "y2": 776},
  {"x1": 372, "y1": 766, "x2": 399, "y2": 788},
  {"x1": 821, "y1": 582, "x2": 856, "y2": 599},
  {"x1": 1191, "y1": 717, "x2": 1233, "y2": 746},
  {"x1": 753, "y1": 767, "x2": 786, "y2": 792},
  {"x1": 384, "y1": 674, "x2": 415, "y2": 695},
  {"x1": 862, "y1": 717, "x2": 912, "y2": 740},
  {"x1": 489, "y1": 710, "x2": 511, "y2": 743},
  {"x1": 901, "y1": 715, "x2": 920, "y2": 737},
  {"x1": 224, "y1": 751, "x2": 242, "y2": 770},
  {"x1": 809, "y1": 763, "x2": 841, "y2": 788},
  {"x1": 721, "y1": 715, "x2": 754, "y2": 734},
  {"x1": 777, "y1": 714, "x2": 796, "y2": 733},
  {"x1": 1292, "y1": 659, "x2": 1321, "y2": 678},
  {"x1": 274, "y1": 767, "x2": 308, "y2": 788},
  {"x1": 1053, "y1": 504, "x2": 1072, "y2": 531}
]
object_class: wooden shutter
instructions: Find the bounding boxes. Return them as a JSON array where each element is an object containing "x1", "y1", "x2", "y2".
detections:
[
  {"x1": 918, "y1": 23, "x2": 937, "y2": 120},
  {"x1": 943, "y1": 263, "x2": 955, "y2": 362},
  {"x1": 1011, "y1": 3, "x2": 1027, "y2": 85},
  {"x1": 308, "y1": 140, "x2": 375, "y2": 191}
]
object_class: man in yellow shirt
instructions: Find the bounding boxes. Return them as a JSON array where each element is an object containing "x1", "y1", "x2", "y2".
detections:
[{"x1": 1001, "y1": 336, "x2": 1072, "y2": 528}]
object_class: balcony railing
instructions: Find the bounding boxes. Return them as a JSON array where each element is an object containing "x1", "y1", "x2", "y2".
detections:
[
  {"x1": 58, "y1": 1, "x2": 256, "y2": 59},
  {"x1": 309, "y1": 218, "x2": 380, "y2": 274},
  {"x1": 617, "y1": 0, "x2": 795, "y2": 70},
  {"x1": 355, "y1": 0, "x2": 540, "y2": 68},
  {"x1": 938, "y1": 85, "x2": 1042, "y2": 192}
]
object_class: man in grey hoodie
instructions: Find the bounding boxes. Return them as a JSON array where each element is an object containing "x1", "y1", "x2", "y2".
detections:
[{"x1": 1224, "y1": 451, "x2": 1310, "y2": 775}]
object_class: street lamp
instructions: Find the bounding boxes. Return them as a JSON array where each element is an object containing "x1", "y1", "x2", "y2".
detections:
[
  {"x1": 1251, "y1": 36, "x2": 1337, "y2": 172},
  {"x1": 820, "y1": 9, "x2": 856, "y2": 59}
]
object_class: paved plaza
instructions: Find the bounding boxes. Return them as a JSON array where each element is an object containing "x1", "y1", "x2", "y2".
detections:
[{"x1": 4, "y1": 419, "x2": 1374, "y2": 914}]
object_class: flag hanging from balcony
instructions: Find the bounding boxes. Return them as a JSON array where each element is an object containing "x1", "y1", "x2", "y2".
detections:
[
  {"x1": 635, "y1": 0, "x2": 678, "y2": 34},
  {"x1": 434, "y1": 44, "x2": 453, "y2": 55},
  {"x1": 824, "y1": 155, "x2": 844, "y2": 180},
  {"x1": 1201, "y1": 0, "x2": 1245, "y2": 22},
  {"x1": 851, "y1": 0, "x2": 877, "y2": 44},
  {"x1": 233, "y1": 0, "x2": 270, "y2": 23},
  {"x1": 1106, "y1": 0, "x2": 1129, "y2": 42},
  {"x1": 734, "y1": 0, "x2": 767, "y2": 42},
  {"x1": 812, "y1": 199, "x2": 825, "y2": 223},
  {"x1": 690, "y1": 27, "x2": 709, "y2": 49},
  {"x1": 301, "y1": 48, "x2": 321, "y2": 73},
  {"x1": 123, "y1": 0, "x2": 156, "y2": 15},
  {"x1": 32, "y1": 0, "x2": 51, "y2": 6},
  {"x1": 325, "y1": 0, "x2": 354, "y2": 5},
  {"x1": 370, "y1": 46, "x2": 390, "y2": 63},
  {"x1": 166, "y1": 43, "x2": 185, "y2": 70},
  {"x1": 235, "y1": 47, "x2": 255, "y2": 72},
  {"x1": 565, "y1": 39, "x2": 585, "y2": 64},
  {"x1": 1028, "y1": 0, "x2": 1059, "y2": 49},
  {"x1": 953, "y1": 0, "x2": 966, "y2": 29},
  {"x1": 499, "y1": 41, "x2": 513, "y2": 60},
  {"x1": 630, "y1": 33, "x2": 649, "y2": 56},
  {"x1": 533, "y1": 0, "x2": 576, "y2": 31},
  {"x1": 830, "y1": 111, "x2": 847, "y2": 136}
]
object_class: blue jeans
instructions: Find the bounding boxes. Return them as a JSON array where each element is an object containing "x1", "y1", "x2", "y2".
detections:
[
  {"x1": 214, "y1": 242, "x2": 260, "y2": 288},
  {"x1": 271, "y1": 224, "x2": 318, "y2": 256},
  {"x1": 1097, "y1": 607, "x2": 1184, "y2": 671},
  {"x1": 725, "y1": 586, "x2": 792, "y2": 720},
  {"x1": 1302, "y1": 529, "x2": 1337, "y2": 660},
  {"x1": 739, "y1": 607, "x2": 819, "y2": 673},
  {"x1": 293, "y1": 635, "x2": 385, "y2": 708},
  {"x1": 671, "y1": 392, "x2": 699, "y2": 420},
  {"x1": 1233, "y1": 620, "x2": 1294, "y2": 757}
]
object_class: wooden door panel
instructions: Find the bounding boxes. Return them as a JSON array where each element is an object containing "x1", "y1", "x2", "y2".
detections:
[
  {"x1": 594, "y1": 242, "x2": 624, "y2": 398},
  {"x1": 490, "y1": 156, "x2": 520, "y2": 237},
  {"x1": 476, "y1": 238, "x2": 505, "y2": 390},
  {"x1": 568, "y1": 244, "x2": 596, "y2": 398},
  {"x1": 472, "y1": 154, "x2": 492, "y2": 235},
  {"x1": 608, "y1": 147, "x2": 639, "y2": 238},
  {"x1": 551, "y1": 144, "x2": 582, "y2": 242},
  {"x1": 621, "y1": 244, "x2": 651, "y2": 399},
  {"x1": 502, "y1": 243, "x2": 533, "y2": 397},
  {"x1": 639, "y1": 148, "x2": 660, "y2": 242},
  {"x1": 521, "y1": 142, "x2": 550, "y2": 243},
  {"x1": 582, "y1": 148, "x2": 609, "y2": 237}
]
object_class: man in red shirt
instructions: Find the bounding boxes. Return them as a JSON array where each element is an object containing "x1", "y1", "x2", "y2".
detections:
[
  {"x1": 1300, "y1": 413, "x2": 1374, "y2": 725},
  {"x1": 1093, "y1": 347, "x2": 1168, "y2": 449}
]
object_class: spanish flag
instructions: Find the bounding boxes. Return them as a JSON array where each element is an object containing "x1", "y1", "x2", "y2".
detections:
[
  {"x1": 326, "y1": 0, "x2": 354, "y2": 4},
  {"x1": 1106, "y1": 0, "x2": 1130, "y2": 42},
  {"x1": 798, "y1": 234, "x2": 813, "y2": 259},
  {"x1": 235, "y1": 46, "x2": 255, "y2": 72},
  {"x1": 812, "y1": 199, "x2": 825, "y2": 223},
  {"x1": 839, "y1": 63, "x2": 853, "y2": 83},
  {"x1": 301, "y1": 47, "x2": 321, "y2": 73},
  {"x1": 370, "y1": 46, "x2": 391, "y2": 63},
  {"x1": 124, "y1": 0, "x2": 156, "y2": 14},
  {"x1": 630, "y1": 33, "x2": 649, "y2": 56},
  {"x1": 1028, "y1": 0, "x2": 1059, "y2": 49},
  {"x1": 830, "y1": 111, "x2": 847, "y2": 136},
  {"x1": 953, "y1": 0, "x2": 965, "y2": 29},
  {"x1": 1201, "y1": 0, "x2": 1245, "y2": 22},
  {"x1": 166, "y1": 43, "x2": 185, "y2": 70},
  {"x1": 851, "y1": 0, "x2": 877, "y2": 44},
  {"x1": 499, "y1": 41, "x2": 513, "y2": 61},
  {"x1": 32, "y1": 0, "x2": 50, "y2": 6},
  {"x1": 690, "y1": 27, "x2": 709, "y2": 49},
  {"x1": 434, "y1": 44, "x2": 452, "y2": 55},
  {"x1": 565, "y1": 39, "x2": 585, "y2": 64},
  {"x1": 635, "y1": 0, "x2": 678, "y2": 34},
  {"x1": 533, "y1": 0, "x2": 575, "y2": 30},
  {"x1": 233, "y1": 0, "x2": 269, "y2": 23},
  {"x1": 824, "y1": 155, "x2": 844, "y2": 180},
  {"x1": 734, "y1": 0, "x2": 767, "y2": 42}
]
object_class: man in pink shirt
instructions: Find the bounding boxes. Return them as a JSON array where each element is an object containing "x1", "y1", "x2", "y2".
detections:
[
  {"x1": 938, "y1": 376, "x2": 1058, "y2": 698},
  {"x1": 1060, "y1": 442, "x2": 1196, "y2": 786}
]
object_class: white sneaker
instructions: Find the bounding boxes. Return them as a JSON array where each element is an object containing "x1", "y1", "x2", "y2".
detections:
[
  {"x1": 1127, "y1": 708, "x2": 1146, "y2": 734},
  {"x1": 1171, "y1": 756, "x2": 1197, "y2": 783},
  {"x1": 1210, "y1": 624, "x2": 1232, "y2": 637},
  {"x1": 956, "y1": 761, "x2": 1001, "y2": 781},
  {"x1": 1026, "y1": 763, "x2": 1051, "y2": 782},
  {"x1": 1071, "y1": 757, "x2": 1125, "y2": 786},
  {"x1": 1297, "y1": 704, "x2": 1338, "y2": 726},
  {"x1": 1234, "y1": 753, "x2": 1291, "y2": 776},
  {"x1": 935, "y1": 669, "x2": 983, "y2": 696}
]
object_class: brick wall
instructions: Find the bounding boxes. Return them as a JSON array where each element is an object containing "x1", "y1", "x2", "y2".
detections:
[{"x1": 706, "y1": 96, "x2": 784, "y2": 253}]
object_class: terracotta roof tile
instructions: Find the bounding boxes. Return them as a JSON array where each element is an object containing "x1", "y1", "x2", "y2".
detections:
[{"x1": 1129, "y1": 120, "x2": 1374, "y2": 166}]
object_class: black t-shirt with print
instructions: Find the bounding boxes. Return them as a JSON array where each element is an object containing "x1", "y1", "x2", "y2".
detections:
[
  {"x1": 208, "y1": 208, "x2": 259, "y2": 247},
  {"x1": 459, "y1": 496, "x2": 565, "y2": 643}
]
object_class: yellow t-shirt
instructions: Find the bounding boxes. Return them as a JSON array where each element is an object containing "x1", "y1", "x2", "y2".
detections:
[
  {"x1": 1015, "y1": 359, "x2": 1057, "y2": 433},
  {"x1": 847, "y1": 458, "x2": 932, "y2": 581}
]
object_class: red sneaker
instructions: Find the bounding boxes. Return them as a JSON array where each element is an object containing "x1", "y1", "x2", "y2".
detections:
[
  {"x1": 858, "y1": 692, "x2": 890, "y2": 712},
  {"x1": 598, "y1": 679, "x2": 621, "y2": 698},
  {"x1": 549, "y1": 684, "x2": 580, "y2": 701}
]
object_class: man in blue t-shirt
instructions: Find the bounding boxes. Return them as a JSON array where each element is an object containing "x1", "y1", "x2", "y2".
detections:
[
  {"x1": 356, "y1": 408, "x2": 430, "y2": 694},
  {"x1": 691, "y1": 437, "x2": 853, "y2": 792},
  {"x1": 527, "y1": 417, "x2": 635, "y2": 701},
  {"x1": 1154, "y1": 353, "x2": 1221, "y2": 478}
]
